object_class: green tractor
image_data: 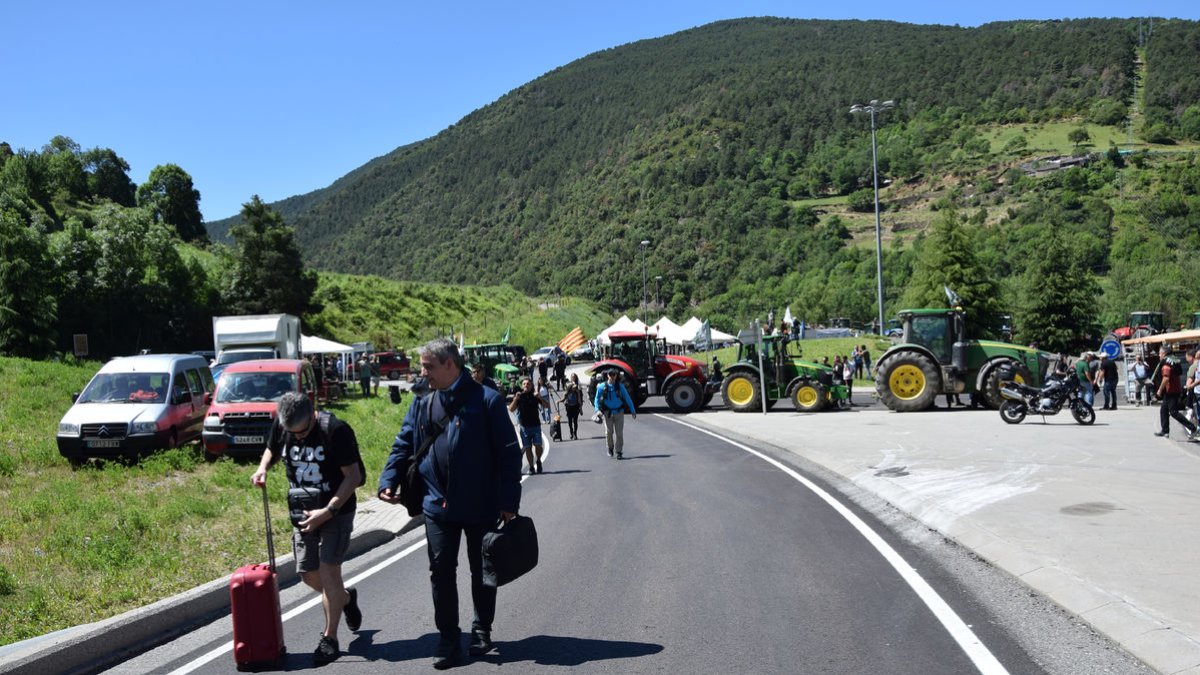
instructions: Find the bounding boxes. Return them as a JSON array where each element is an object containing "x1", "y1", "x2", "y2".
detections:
[
  {"x1": 874, "y1": 306, "x2": 1049, "y2": 412},
  {"x1": 721, "y1": 330, "x2": 850, "y2": 412},
  {"x1": 462, "y1": 342, "x2": 521, "y2": 396}
]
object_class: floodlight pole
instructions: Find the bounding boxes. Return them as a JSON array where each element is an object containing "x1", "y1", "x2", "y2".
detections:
[
  {"x1": 639, "y1": 240, "x2": 650, "y2": 323},
  {"x1": 850, "y1": 99, "x2": 894, "y2": 335}
]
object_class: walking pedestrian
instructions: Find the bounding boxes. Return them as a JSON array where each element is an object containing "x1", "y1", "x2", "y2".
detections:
[
  {"x1": 509, "y1": 377, "x2": 548, "y2": 474},
  {"x1": 1154, "y1": 346, "x2": 1197, "y2": 439},
  {"x1": 593, "y1": 370, "x2": 636, "y2": 459},
  {"x1": 537, "y1": 379, "x2": 552, "y2": 424},
  {"x1": 553, "y1": 354, "x2": 567, "y2": 391},
  {"x1": 536, "y1": 356, "x2": 550, "y2": 389},
  {"x1": 1096, "y1": 353, "x2": 1119, "y2": 410},
  {"x1": 563, "y1": 378, "x2": 583, "y2": 440},
  {"x1": 377, "y1": 338, "x2": 522, "y2": 668},
  {"x1": 251, "y1": 393, "x2": 364, "y2": 665}
]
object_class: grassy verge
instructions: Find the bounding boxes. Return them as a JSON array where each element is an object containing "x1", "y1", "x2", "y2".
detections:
[{"x1": 0, "y1": 355, "x2": 411, "y2": 646}]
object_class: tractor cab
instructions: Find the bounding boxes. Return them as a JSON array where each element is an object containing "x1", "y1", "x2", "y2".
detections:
[
  {"x1": 900, "y1": 308, "x2": 971, "y2": 375},
  {"x1": 1132, "y1": 311, "x2": 1166, "y2": 333},
  {"x1": 608, "y1": 333, "x2": 657, "y2": 379},
  {"x1": 1191, "y1": 312, "x2": 1200, "y2": 330}
]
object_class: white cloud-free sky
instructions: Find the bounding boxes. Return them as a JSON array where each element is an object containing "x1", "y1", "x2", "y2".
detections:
[{"x1": 4, "y1": 1, "x2": 1195, "y2": 221}]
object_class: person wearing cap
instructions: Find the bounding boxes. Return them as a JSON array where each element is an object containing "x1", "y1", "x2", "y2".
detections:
[
  {"x1": 1095, "y1": 353, "x2": 1120, "y2": 410},
  {"x1": 1129, "y1": 354, "x2": 1151, "y2": 406},
  {"x1": 1074, "y1": 353, "x2": 1095, "y2": 407},
  {"x1": 593, "y1": 370, "x2": 637, "y2": 459}
]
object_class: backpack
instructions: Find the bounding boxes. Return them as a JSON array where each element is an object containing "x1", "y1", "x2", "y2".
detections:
[
  {"x1": 312, "y1": 411, "x2": 367, "y2": 487},
  {"x1": 1164, "y1": 358, "x2": 1186, "y2": 395},
  {"x1": 564, "y1": 388, "x2": 580, "y2": 407}
]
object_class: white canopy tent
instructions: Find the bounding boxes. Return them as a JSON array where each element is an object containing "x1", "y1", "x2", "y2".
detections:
[
  {"x1": 679, "y1": 316, "x2": 738, "y2": 347},
  {"x1": 651, "y1": 316, "x2": 688, "y2": 345},
  {"x1": 596, "y1": 315, "x2": 639, "y2": 345},
  {"x1": 300, "y1": 334, "x2": 353, "y2": 355}
]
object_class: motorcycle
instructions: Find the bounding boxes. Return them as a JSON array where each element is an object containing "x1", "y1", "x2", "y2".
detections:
[{"x1": 998, "y1": 370, "x2": 1095, "y2": 425}]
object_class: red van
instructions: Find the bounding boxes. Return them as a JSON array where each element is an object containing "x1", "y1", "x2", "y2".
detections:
[{"x1": 201, "y1": 359, "x2": 316, "y2": 460}]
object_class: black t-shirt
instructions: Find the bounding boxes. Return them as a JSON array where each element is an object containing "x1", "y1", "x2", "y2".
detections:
[
  {"x1": 267, "y1": 413, "x2": 362, "y2": 514},
  {"x1": 1101, "y1": 360, "x2": 1119, "y2": 381},
  {"x1": 513, "y1": 390, "x2": 542, "y2": 427}
]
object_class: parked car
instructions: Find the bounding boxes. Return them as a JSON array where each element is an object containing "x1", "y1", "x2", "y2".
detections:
[
  {"x1": 570, "y1": 344, "x2": 595, "y2": 361},
  {"x1": 57, "y1": 354, "x2": 214, "y2": 466},
  {"x1": 201, "y1": 359, "x2": 317, "y2": 460},
  {"x1": 530, "y1": 345, "x2": 570, "y2": 365},
  {"x1": 373, "y1": 351, "x2": 411, "y2": 379}
]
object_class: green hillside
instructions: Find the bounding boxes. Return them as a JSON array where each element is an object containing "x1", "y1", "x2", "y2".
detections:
[{"x1": 206, "y1": 17, "x2": 1200, "y2": 334}]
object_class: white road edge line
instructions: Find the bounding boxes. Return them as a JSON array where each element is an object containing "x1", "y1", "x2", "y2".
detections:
[
  {"x1": 168, "y1": 441, "x2": 542, "y2": 674},
  {"x1": 663, "y1": 416, "x2": 1010, "y2": 675}
]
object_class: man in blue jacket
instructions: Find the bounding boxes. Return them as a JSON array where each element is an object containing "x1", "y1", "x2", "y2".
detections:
[
  {"x1": 593, "y1": 369, "x2": 637, "y2": 459},
  {"x1": 378, "y1": 338, "x2": 522, "y2": 669}
]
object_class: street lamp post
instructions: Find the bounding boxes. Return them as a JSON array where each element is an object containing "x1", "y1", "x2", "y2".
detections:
[
  {"x1": 639, "y1": 240, "x2": 650, "y2": 322},
  {"x1": 849, "y1": 99, "x2": 894, "y2": 336},
  {"x1": 655, "y1": 275, "x2": 662, "y2": 309}
]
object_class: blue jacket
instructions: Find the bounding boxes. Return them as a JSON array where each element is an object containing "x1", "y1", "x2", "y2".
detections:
[
  {"x1": 379, "y1": 370, "x2": 522, "y2": 524},
  {"x1": 593, "y1": 380, "x2": 636, "y2": 415}
]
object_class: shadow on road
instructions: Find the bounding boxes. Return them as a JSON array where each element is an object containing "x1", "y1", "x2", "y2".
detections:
[{"x1": 323, "y1": 631, "x2": 663, "y2": 667}]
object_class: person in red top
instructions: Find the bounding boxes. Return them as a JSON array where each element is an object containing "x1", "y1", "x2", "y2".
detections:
[{"x1": 1155, "y1": 345, "x2": 1197, "y2": 439}]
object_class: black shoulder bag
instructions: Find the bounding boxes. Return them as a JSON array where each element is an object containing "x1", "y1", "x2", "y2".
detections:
[{"x1": 399, "y1": 395, "x2": 459, "y2": 517}]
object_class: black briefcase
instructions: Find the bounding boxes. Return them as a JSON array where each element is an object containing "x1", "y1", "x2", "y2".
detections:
[{"x1": 482, "y1": 515, "x2": 538, "y2": 588}]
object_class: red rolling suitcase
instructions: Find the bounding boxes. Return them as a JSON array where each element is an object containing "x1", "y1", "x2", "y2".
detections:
[{"x1": 230, "y1": 485, "x2": 286, "y2": 670}]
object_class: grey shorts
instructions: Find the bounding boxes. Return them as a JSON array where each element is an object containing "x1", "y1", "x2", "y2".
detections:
[{"x1": 293, "y1": 512, "x2": 354, "y2": 573}]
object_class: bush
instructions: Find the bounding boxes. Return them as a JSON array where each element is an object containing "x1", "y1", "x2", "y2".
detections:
[{"x1": 847, "y1": 188, "x2": 876, "y2": 213}]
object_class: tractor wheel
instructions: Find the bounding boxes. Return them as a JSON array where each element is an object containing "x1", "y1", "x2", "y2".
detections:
[
  {"x1": 789, "y1": 380, "x2": 827, "y2": 412},
  {"x1": 664, "y1": 378, "x2": 703, "y2": 414},
  {"x1": 981, "y1": 361, "x2": 1034, "y2": 410},
  {"x1": 721, "y1": 371, "x2": 763, "y2": 413},
  {"x1": 875, "y1": 352, "x2": 940, "y2": 412},
  {"x1": 702, "y1": 391, "x2": 714, "y2": 408}
]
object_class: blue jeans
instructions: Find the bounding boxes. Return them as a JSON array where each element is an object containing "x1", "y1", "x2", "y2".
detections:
[
  {"x1": 425, "y1": 517, "x2": 495, "y2": 640},
  {"x1": 1081, "y1": 381, "x2": 1094, "y2": 406},
  {"x1": 1102, "y1": 381, "x2": 1117, "y2": 409}
]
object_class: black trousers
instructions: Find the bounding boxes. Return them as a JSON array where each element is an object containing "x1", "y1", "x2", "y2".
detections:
[
  {"x1": 565, "y1": 405, "x2": 581, "y2": 436},
  {"x1": 425, "y1": 517, "x2": 496, "y2": 640},
  {"x1": 1159, "y1": 393, "x2": 1195, "y2": 434}
]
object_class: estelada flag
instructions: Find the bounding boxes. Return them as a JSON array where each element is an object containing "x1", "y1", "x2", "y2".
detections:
[{"x1": 557, "y1": 327, "x2": 587, "y2": 354}]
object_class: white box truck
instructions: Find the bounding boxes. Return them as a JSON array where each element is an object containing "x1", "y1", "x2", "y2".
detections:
[{"x1": 211, "y1": 314, "x2": 301, "y2": 380}]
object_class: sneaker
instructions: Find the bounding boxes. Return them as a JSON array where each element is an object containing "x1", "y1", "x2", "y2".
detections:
[
  {"x1": 468, "y1": 629, "x2": 494, "y2": 656},
  {"x1": 433, "y1": 637, "x2": 462, "y2": 670},
  {"x1": 1154, "y1": 431, "x2": 1169, "y2": 437},
  {"x1": 607, "y1": 448, "x2": 614, "y2": 457},
  {"x1": 344, "y1": 587, "x2": 362, "y2": 632},
  {"x1": 616, "y1": 453, "x2": 623, "y2": 459},
  {"x1": 314, "y1": 634, "x2": 339, "y2": 665},
  {"x1": 536, "y1": 459, "x2": 543, "y2": 474}
]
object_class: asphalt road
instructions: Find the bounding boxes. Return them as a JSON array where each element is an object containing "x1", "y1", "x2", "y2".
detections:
[{"x1": 100, "y1": 400, "x2": 1122, "y2": 675}]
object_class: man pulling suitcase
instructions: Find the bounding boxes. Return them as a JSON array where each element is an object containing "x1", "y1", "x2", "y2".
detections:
[{"x1": 251, "y1": 392, "x2": 365, "y2": 665}]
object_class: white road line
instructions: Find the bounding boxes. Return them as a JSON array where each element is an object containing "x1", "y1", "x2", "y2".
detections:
[
  {"x1": 168, "y1": 441, "x2": 541, "y2": 674},
  {"x1": 663, "y1": 416, "x2": 1010, "y2": 675}
]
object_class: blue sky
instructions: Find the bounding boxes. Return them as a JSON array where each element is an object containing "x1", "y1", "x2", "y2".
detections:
[{"x1": 4, "y1": 1, "x2": 1197, "y2": 222}]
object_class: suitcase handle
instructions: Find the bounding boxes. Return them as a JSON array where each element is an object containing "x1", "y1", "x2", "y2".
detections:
[{"x1": 260, "y1": 484, "x2": 276, "y2": 572}]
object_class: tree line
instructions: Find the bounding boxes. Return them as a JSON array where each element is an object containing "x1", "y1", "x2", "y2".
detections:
[
  {"x1": 201, "y1": 17, "x2": 1200, "y2": 355},
  {"x1": 0, "y1": 137, "x2": 316, "y2": 359}
]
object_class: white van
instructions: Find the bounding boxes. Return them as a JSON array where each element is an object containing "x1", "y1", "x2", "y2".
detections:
[{"x1": 57, "y1": 354, "x2": 214, "y2": 466}]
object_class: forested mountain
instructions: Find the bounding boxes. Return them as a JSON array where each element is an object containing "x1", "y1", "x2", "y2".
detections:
[{"x1": 200, "y1": 17, "x2": 1196, "y2": 341}]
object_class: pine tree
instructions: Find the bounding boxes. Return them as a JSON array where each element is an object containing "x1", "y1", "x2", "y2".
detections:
[
  {"x1": 1015, "y1": 228, "x2": 1100, "y2": 354},
  {"x1": 900, "y1": 210, "x2": 1005, "y2": 338},
  {"x1": 225, "y1": 196, "x2": 319, "y2": 317}
]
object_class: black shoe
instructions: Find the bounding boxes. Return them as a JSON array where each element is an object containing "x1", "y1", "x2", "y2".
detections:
[
  {"x1": 468, "y1": 629, "x2": 494, "y2": 656},
  {"x1": 616, "y1": 453, "x2": 623, "y2": 459},
  {"x1": 1154, "y1": 431, "x2": 1169, "y2": 437},
  {"x1": 344, "y1": 587, "x2": 362, "y2": 632},
  {"x1": 536, "y1": 459, "x2": 543, "y2": 474},
  {"x1": 607, "y1": 448, "x2": 614, "y2": 457},
  {"x1": 314, "y1": 634, "x2": 339, "y2": 665},
  {"x1": 433, "y1": 637, "x2": 462, "y2": 669}
]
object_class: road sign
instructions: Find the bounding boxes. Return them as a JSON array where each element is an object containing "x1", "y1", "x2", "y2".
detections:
[{"x1": 1100, "y1": 339, "x2": 1122, "y2": 359}]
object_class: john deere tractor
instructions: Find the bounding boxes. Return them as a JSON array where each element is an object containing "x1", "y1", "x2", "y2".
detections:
[
  {"x1": 721, "y1": 330, "x2": 849, "y2": 412},
  {"x1": 874, "y1": 307, "x2": 1049, "y2": 412},
  {"x1": 462, "y1": 342, "x2": 521, "y2": 397}
]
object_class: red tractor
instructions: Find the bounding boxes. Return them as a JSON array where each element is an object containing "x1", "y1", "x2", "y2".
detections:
[
  {"x1": 1109, "y1": 311, "x2": 1167, "y2": 342},
  {"x1": 588, "y1": 330, "x2": 712, "y2": 413}
]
